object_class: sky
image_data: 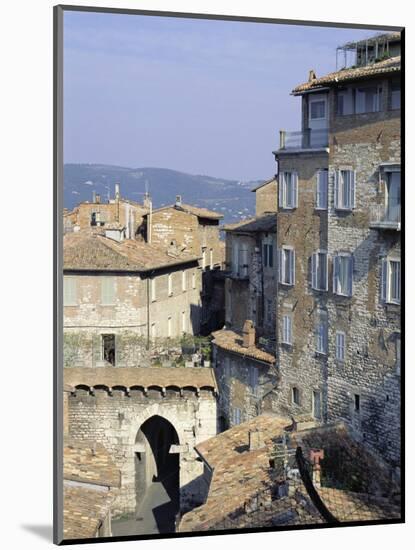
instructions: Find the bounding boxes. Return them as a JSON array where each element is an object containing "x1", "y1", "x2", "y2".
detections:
[{"x1": 64, "y1": 11, "x2": 390, "y2": 181}]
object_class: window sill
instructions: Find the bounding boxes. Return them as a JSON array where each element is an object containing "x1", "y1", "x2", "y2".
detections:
[
  {"x1": 334, "y1": 207, "x2": 354, "y2": 212},
  {"x1": 312, "y1": 286, "x2": 328, "y2": 293},
  {"x1": 315, "y1": 351, "x2": 327, "y2": 358},
  {"x1": 279, "y1": 206, "x2": 297, "y2": 211},
  {"x1": 314, "y1": 207, "x2": 328, "y2": 212},
  {"x1": 333, "y1": 292, "x2": 352, "y2": 298},
  {"x1": 279, "y1": 281, "x2": 294, "y2": 287}
]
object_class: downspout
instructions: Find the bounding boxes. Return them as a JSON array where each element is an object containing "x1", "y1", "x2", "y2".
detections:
[{"x1": 146, "y1": 273, "x2": 151, "y2": 350}]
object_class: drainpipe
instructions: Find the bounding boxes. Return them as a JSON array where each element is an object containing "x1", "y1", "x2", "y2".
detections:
[{"x1": 146, "y1": 274, "x2": 151, "y2": 350}]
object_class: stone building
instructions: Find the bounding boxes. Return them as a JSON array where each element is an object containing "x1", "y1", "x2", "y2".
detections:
[
  {"x1": 64, "y1": 183, "x2": 148, "y2": 238},
  {"x1": 63, "y1": 231, "x2": 203, "y2": 367},
  {"x1": 141, "y1": 196, "x2": 225, "y2": 334},
  {"x1": 212, "y1": 212, "x2": 279, "y2": 428},
  {"x1": 63, "y1": 366, "x2": 218, "y2": 519},
  {"x1": 272, "y1": 31, "x2": 401, "y2": 465}
]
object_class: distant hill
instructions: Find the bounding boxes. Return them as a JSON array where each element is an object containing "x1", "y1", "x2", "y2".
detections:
[{"x1": 64, "y1": 164, "x2": 267, "y2": 224}]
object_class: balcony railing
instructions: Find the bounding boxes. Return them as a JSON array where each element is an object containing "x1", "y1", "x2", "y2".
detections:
[
  {"x1": 369, "y1": 204, "x2": 401, "y2": 230},
  {"x1": 279, "y1": 128, "x2": 329, "y2": 150}
]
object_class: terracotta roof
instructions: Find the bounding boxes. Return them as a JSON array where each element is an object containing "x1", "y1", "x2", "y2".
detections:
[
  {"x1": 149, "y1": 203, "x2": 223, "y2": 220},
  {"x1": 212, "y1": 329, "x2": 276, "y2": 364},
  {"x1": 64, "y1": 439, "x2": 121, "y2": 488},
  {"x1": 292, "y1": 55, "x2": 400, "y2": 94},
  {"x1": 63, "y1": 232, "x2": 199, "y2": 272},
  {"x1": 251, "y1": 177, "x2": 277, "y2": 192},
  {"x1": 179, "y1": 415, "x2": 292, "y2": 531},
  {"x1": 63, "y1": 440, "x2": 120, "y2": 540},
  {"x1": 63, "y1": 485, "x2": 117, "y2": 540},
  {"x1": 223, "y1": 213, "x2": 276, "y2": 233},
  {"x1": 64, "y1": 366, "x2": 218, "y2": 392}
]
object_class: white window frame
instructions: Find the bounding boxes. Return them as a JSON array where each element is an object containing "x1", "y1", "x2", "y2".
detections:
[
  {"x1": 182, "y1": 270, "x2": 187, "y2": 292},
  {"x1": 281, "y1": 314, "x2": 293, "y2": 345},
  {"x1": 315, "y1": 170, "x2": 328, "y2": 210},
  {"x1": 278, "y1": 246, "x2": 295, "y2": 286},
  {"x1": 312, "y1": 250, "x2": 328, "y2": 291},
  {"x1": 333, "y1": 253, "x2": 353, "y2": 297},
  {"x1": 279, "y1": 171, "x2": 298, "y2": 209},
  {"x1": 64, "y1": 276, "x2": 78, "y2": 306},
  {"x1": 334, "y1": 170, "x2": 356, "y2": 211},
  {"x1": 381, "y1": 257, "x2": 401, "y2": 304},
  {"x1": 101, "y1": 276, "x2": 116, "y2": 306},
  {"x1": 335, "y1": 331, "x2": 346, "y2": 362}
]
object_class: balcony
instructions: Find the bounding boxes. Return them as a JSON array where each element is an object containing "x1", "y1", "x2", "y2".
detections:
[
  {"x1": 279, "y1": 128, "x2": 329, "y2": 151},
  {"x1": 369, "y1": 204, "x2": 401, "y2": 230}
]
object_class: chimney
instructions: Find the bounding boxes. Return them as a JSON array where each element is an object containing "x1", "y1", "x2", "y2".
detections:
[
  {"x1": 249, "y1": 429, "x2": 264, "y2": 451},
  {"x1": 95, "y1": 193, "x2": 101, "y2": 204},
  {"x1": 175, "y1": 195, "x2": 182, "y2": 207},
  {"x1": 115, "y1": 183, "x2": 120, "y2": 202},
  {"x1": 242, "y1": 319, "x2": 255, "y2": 348},
  {"x1": 308, "y1": 69, "x2": 317, "y2": 82}
]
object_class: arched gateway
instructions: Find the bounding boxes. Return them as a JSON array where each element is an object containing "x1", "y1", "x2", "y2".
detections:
[{"x1": 64, "y1": 366, "x2": 218, "y2": 526}]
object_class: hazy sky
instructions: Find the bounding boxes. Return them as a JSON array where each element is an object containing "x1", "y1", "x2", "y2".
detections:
[{"x1": 64, "y1": 12, "x2": 389, "y2": 181}]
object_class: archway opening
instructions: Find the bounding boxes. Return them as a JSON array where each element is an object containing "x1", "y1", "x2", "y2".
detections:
[{"x1": 134, "y1": 415, "x2": 180, "y2": 533}]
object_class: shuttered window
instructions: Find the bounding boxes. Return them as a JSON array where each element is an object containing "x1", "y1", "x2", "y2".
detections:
[
  {"x1": 282, "y1": 315, "x2": 293, "y2": 345},
  {"x1": 279, "y1": 171, "x2": 298, "y2": 209},
  {"x1": 101, "y1": 277, "x2": 116, "y2": 305},
  {"x1": 278, "y1": 247, "x2": 295, "y2": 285},
  {"x1": 316, "y1": 170, "x2": 328, "y2": 209},
  {"x1": 313, "y1": 391, "x2": 322, "y2": 420},
  {"x1": 263, "y1": 243, "x2": 274, "y2": 268},
  {"x1": 334, "y1": 170, "x2": 356, "y2": 210},
  {"x1": 381, "y1": 258, "x2": 401, "y2": 304},
  {"x1": 335, "y1": 332, "x2": 346, "y2": 362},
  {"x1": 316, "y1": 319, "x2": 328, "y2": 354},
  {"x1": 312, "y1": 251, "x2": 328, "y2": 291},
  {"x1": 64, "y1": 276, "x2": 78, "y2": 306},
  {"x1": 333, "y1": 253, "x2": 353, "y2": 296},
  {"x1": 292, "y1": 387, "x2": 300, "y2": 405}
]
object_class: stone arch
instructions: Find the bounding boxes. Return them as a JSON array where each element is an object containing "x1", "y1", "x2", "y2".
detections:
[{"x1": 134, "y1": 414, "x2": 180, "y2": 525}]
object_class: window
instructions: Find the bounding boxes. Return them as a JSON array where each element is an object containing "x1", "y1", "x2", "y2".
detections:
[
  {"x1": 279, "y1": 172, "x2": 298, "y2": 209},
  {"x1": 334, "y1": 170, "x2": 355, "y2": 210},
  {"x1": 355, "y1": 86, "x2": 382, "y2": 114},
  {"x1": 202, "y1": 247, "x2": 207, "y2": 270},
  {"x1": 333, "y1": 253, "x2": 353, "y2": 296},
  {"x1": 182, "y1": 270, "x2": 186, "y2": 292},
  {"x1": 239, "y1": 245, "x2": 249, "y2": 277},
  {"x1": 263, "y1": 243, "x2": 274, "y2": 268},
  {"x1": 102, "y1": 334, "x2": 115, "y2": 366},
  {"x1": 381, "y1": 258, "x2": 401, "y2": 304},
  {"x1": 335, "y1": 331, "x2": 346, "y2": 362},
  {"x1": 316, "y1": 170, "x2": 328, "y2": 209},
  {"x1": 312, "y1": 251, "x2": 328, "y2": 291},
  {"x1": 292, "y1": 386, "x2": 300, "y2": 406},
  {"x1": 316, "y1": 315, "x2": 328, "y2": 355},
  {"x1": 192, "y1": 271, "x2": 196, "y2": 289},
  {"x1": 232, "y1": 407, "x2": 242, "y2": 425},
  {"x1": 281, "y1": 315, "x2": 293, "y2": 345},
  {"x1": 385, "y1": 171, "x2": 401, "y2": 223},
  {"x1": 168, "y1": 273, "x2": 173, "y2": 296},
  {"x1": 337, "y1": 88, "x2": 354, "y2": 116},
  {"x1": 310, "y1": 99, "x2": 326, "y2": 120},
  {"x1": 150, "y1": 278, "x2": 156, "y2": 302},
  {"x1": 101, "y1": 277, "x2": 116, "y2": 305},
  {"x1": 181, "y1": 311, "x2": 186, "y2": 333},
  {"x1": 391, "y1": 82, "x2": 401, "y2": 110},
  {"x1": 312, "y1": 391, "x2": 322, "y2": 420},
  {"x1": 167, "y1": 316, "x2": 172, "y2": 338},
  {"x1": 64, "y1": 276, "x2": 77, "y2": 306},
  {"x1": 354, "y1": 394, "x2": 360, "y2": 413},
  {"x1": 249, "y1": 367, "x2": 259, "y2": 395},
  {"x1": 279, "y1": 247, "x2": 295, "y2": 286}
]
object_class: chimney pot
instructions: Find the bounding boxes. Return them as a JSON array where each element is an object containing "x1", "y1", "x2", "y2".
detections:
[
  {"x1": 308, "y1": 69, "x2": 317, "y2": 82},
  {"x1": 175, "y1": 195, "x2": 182, "y2": 207}
]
